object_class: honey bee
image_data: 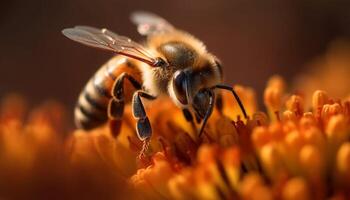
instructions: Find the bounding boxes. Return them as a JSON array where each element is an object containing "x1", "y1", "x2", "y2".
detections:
[{"x1": 62, "y1": 11, "x2": 247, "y2": 148}]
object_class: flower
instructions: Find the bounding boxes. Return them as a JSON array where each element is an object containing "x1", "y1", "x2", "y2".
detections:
[
  {"x1": 0, "y1": 95, "x2": 135, "y2": 200},
  {"x1": 293, "y1": 39, "x2": 350, "y2": 107}
]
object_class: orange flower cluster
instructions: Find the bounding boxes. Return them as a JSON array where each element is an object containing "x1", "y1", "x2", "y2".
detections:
[
  {"x1": 0, "y1": 95, "x2": 135, "y2": 199},
  {"x1": 293, "y1": 39, "x2": 350, "y2": 107},
  {"x1": 128, "y1": 76, "x2": 350, "y2": 200}
]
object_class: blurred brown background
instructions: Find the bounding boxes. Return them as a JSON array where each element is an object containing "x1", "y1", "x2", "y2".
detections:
[{"x1": 0, "y1": 0, "x2": 349, "y2": 112}]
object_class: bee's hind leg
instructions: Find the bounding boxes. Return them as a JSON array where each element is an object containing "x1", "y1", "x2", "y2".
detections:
[
  {"x1": 132, "y1": 90, "x2": 157, "y2": 158},
  {"x1": 108, "y1": 72, "x2": 142, "y2": 137}
]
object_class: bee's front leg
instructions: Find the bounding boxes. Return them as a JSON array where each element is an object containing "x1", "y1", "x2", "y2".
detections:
[
  {"x1": 182, "y1": 108, "x2": 198, "y2": 134},
  {"x1": 215, "y1": 92, "x2": 223, "y2": 114},
  {"x1": 132, "y1": 90, "x2": 157, "y2": 157},
  {"x1": 182, "y1": 108, "x2": 193, "y2": 122}
]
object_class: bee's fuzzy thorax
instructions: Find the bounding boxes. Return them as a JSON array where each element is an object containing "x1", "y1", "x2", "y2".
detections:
[{"x1": 147, "y1": 30, "x2": 209, "y2": 68}]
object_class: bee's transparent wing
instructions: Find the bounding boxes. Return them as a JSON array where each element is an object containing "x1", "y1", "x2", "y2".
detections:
[
  {"x1": 130, "y1": 11, "x2": 174, "y2": 36},
  {"x1": 62, "y1": 26, "x2": 158, "y2": 66}
]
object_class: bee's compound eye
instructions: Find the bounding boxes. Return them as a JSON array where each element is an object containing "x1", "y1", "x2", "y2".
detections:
[{"x1": 172, "y1": 71, "x2": 188, "y2": 105}]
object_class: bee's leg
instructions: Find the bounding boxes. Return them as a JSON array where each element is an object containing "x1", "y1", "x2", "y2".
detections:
[
  {"x1": 109, "y1": 72, "x2": 142, "y2": 119},
  {"x1": 212, "y1": 84, "x2": 248, "y2": 119},
  {"x1": 108, "y1": 73, "x2": 142, "y2": 137},
  {"x1": 112, "y1": 72, "x2": 142, "y2": 101},
  {"x1": 182, "y1": 108, "x2": 193, "y2": 121},
  {"x1": 194, "y1": 112, "x2": 202, "y2": 123},
  {"x1": 182, "y1": 108, "x2": 198, "y2": 133},
  {"x1": 132, "y1": 90, "x2": 157, "y2": 157},
  {"x1": 108, "y1": 99, "x2": 125, "y2": 120},
  {"x1": 198, "y1": 90, "x2": 215, "y2": 137}
]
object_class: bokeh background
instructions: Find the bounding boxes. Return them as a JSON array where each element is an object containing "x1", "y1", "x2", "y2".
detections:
[{"x1": 1, "y1": 0, "x2": 349, "y2": 120}]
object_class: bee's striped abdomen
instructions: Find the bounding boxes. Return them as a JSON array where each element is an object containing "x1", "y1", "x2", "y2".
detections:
[{"x1": 74, "y1": 56, "x2": 140, "y2": 130}]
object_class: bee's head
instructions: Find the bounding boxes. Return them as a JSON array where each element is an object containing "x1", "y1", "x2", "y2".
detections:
[
  {"x1": 172, "y1": 70, "x2": 212, "y2": 118},
  {"x1": 170, "y1": 58, "x2": 222, "y2": 108}
]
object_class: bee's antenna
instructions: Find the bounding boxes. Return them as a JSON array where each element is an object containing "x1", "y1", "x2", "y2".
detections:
[{"x1": 212, "y1": 84, "x2": 248, "y2": 119}]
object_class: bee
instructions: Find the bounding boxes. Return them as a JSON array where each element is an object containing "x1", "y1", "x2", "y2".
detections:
[{"x1": 62, "y1": 11, "x2": 247, "y2": 149}]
